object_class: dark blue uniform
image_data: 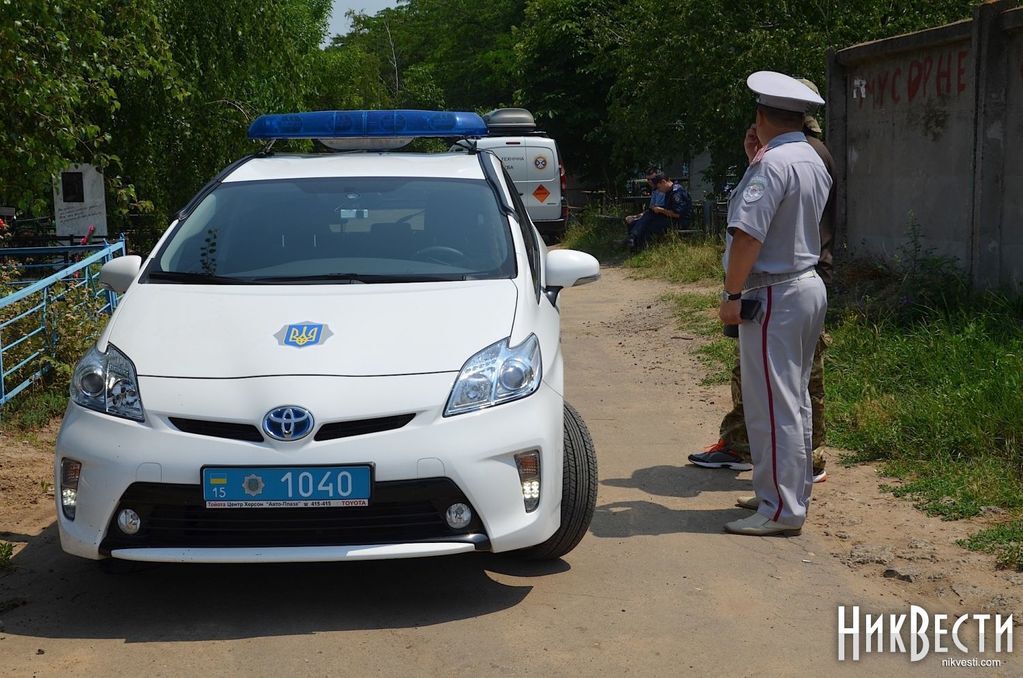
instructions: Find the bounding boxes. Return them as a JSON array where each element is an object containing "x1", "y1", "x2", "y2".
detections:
[{"x1": 628, "y1": 183, "x2": 692, "y2": 248}]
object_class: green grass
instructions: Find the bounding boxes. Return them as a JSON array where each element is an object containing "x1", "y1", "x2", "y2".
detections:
[
  {"x1": 561, "y1": 211, "x2": 723, "y2": 284},
  {"x1": 0, "y1": 382, "x2": 67, "y2": 430},
  {"x1": 825, "y1": 268, "x2": 1023, "y2": 524},
  {"x1": 662, "y1": 291, "x2": 736, "y2": 386},
  {"x1": 560, "y1": 213, "x2": 624, "y2": 261},
  {"x1": 960, "y1": 522, "x2": 1023, "y2": 571},
  {"x1": 824, "y1": 259, "x2": 1023, "y2": 568},
  {"x1": 0, "y1": 541, "x2": 13, "y2": 571},
  {"x1": 624, "y1": 233, "x2": 722, "y2": 284}
]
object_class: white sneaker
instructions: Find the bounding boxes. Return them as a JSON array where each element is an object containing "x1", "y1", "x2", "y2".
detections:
[{"x1": 724, "y1": 512, "x2": 802, "y2": 536}]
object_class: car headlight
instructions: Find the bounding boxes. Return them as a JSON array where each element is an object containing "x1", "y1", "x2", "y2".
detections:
[
  {"x1": 444, "y1": 335, "x2": 542, "y2": 416},
  {"x1": 70, "y1": 343, "x2": 145, "y2": 422}
]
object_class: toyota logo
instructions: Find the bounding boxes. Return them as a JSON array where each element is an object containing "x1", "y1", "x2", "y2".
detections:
[{"x1": 263, "y1": 406, "x2": 315, "y2": 441}]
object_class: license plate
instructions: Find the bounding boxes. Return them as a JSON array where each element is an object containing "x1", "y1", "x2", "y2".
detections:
[{"x1": 201, "y1": 465, "x2": 372, "y2": 508}]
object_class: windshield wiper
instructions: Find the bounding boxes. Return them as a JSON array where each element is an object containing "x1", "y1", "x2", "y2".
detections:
[
  {"x1": 147, "y1": 271, "x2": 253, "y2": 285},
  {"x1": 251, "y1": 273, "x2": 467, "y2": 284}
]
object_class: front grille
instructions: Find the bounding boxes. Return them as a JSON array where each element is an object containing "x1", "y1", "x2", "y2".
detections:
[
  {"x1": 314, "y1": 414, "x2": 415, "y2": 441},
  {"x1": 169, "y1": 417, "x2": 263, "y2": 443},
  {"x1": 167, "y1": 413, "x2": 415, "y2": 444},
  {"x1": 100, "y1": 479, "x2": 486, "y2": 552}
]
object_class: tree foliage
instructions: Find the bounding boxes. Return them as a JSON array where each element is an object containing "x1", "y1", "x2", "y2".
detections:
[
  {"x1": 0, "y1": 0, "x2": 177, "y2": 215},
  {"x1": 1, "y1": 0, "x2": 333, "y2": 241},
  {"x1": 331, "y1": 0, "x2": 979, "y2": 189},
  {"x1": 0, "y1": 0, "x2": 984, "y2": 234},
  {"x1": 338, "y1": 0, "x2": 525, "y2": 109}
]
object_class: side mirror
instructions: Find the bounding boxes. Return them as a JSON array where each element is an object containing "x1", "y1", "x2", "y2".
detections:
[
  {"x1": 546, "y1": 249, "x2": 600, "y2": 289},
  {"x1": 98, "y1": 256, "x2": 142, "y2": 294}
]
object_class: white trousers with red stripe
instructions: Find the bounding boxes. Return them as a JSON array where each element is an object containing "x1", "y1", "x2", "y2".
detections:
[{"x1": 738, "y1": 272, "x2": 827, "y2": 528}]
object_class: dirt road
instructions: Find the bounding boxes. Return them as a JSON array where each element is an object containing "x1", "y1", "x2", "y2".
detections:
[{"x1": 0, "y1": 266, "x2": 1018, "y2": 676}]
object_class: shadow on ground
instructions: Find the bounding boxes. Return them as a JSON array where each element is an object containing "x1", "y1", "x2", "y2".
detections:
[
  {"x1": 602, "y1": 463, "x2": 748, "y2": 498},
  {"x1": 594, "y1": 464, "x2": 754, "y2": 538},
  {"x1": 591, "y1": 502, "x2": 750, "y2": 538},
  {"x1": 0, "y1": 523, "x2": 564, "y2": 643}
]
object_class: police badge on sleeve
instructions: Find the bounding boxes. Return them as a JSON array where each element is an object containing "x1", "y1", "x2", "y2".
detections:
[{"x1": 743, "y1": 176, "x2": 767, "y2": 203}]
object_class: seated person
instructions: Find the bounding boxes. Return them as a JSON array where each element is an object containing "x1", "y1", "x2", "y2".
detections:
[
  {"x1": 624, "y1": 167, "x2": 665, "y2": 228},
  {"x1": 626, "y1": 173, "x2": 692, "y2": 250}
]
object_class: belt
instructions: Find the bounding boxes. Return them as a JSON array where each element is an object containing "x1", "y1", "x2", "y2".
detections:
[{"x1": 743, "y1": 266, "x2": 816, "y2": 292}]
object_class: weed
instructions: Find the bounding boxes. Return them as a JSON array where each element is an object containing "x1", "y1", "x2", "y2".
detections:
[
  {"x1": 560, "y1": 212, "x2": 625, "y2": 262},
  {"x1": 561, "y1": 211, "x2": 723, "y2": 285},
  {"x1": 0, "y1": 542, "x2": 13, "y2": 571},
  {"x1": 625, "y1": 233, "x2": 722, "y2": 284},
  {"x1": 960, "y1": 522, "x2": 1023, "y2": 571},
  {"x1": 826, "y1": 259, "x2": 1023, "y2": 522},
  {"x1": 662, "y1": 291, "x2": 736, "y2": 385},
  {"x1": 695, "y1": 338, "x2": 736, "y2": 386},
  {"x1": 1, "y1": 384, "x2": 67, "y2": 431}
]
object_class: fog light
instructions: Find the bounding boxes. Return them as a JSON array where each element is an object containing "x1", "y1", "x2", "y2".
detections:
[
  {"x1": 514, "y1": 450, "x2": 541, "y2": 512},
  {"x1": 60, "y1": 459, "x2": 81, "y2": 520},
  {"x1": 117, "y1": 508, "x2": 141, "y2": 535},
  {"x1": 445, "y1": 503, "x2": 472, "y2": 530}
]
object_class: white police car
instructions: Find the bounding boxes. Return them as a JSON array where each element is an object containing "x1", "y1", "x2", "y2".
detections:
[{"x1": 55, "y1": 110, "x2": 600, "y2": 564}]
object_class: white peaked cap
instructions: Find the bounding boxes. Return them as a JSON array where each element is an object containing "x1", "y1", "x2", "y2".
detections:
[{"x1": 747, "y1": 71, "x2": 825, "y2": 112}]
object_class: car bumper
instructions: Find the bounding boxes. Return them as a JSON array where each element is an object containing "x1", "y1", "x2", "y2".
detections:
[{"x1": 55, "y1": 373, "x2": 564, "y2": 562}]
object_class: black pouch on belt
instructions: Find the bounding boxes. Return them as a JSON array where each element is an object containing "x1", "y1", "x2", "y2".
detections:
[{"x1": 722, "y1": 299, "x2": 764, "y2": 337}]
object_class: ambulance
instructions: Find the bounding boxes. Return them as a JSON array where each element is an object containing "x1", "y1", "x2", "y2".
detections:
[{"x1": 453, "y1": 108, "x2": 567, "y2": 242}]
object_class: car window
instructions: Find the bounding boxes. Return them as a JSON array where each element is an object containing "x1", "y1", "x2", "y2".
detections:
[{"x1": 152, "y1": 177, "x2": 516, "y2": 283}]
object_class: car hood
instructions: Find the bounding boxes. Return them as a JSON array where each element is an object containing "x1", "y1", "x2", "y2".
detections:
[{"x1": 103, "y1": 280, "x2": 518, "y2": 378}]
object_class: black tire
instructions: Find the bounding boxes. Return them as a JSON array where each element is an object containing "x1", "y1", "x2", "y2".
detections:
[{"x1": 519, "y1": 402, "x2": 598, "y2": 559}]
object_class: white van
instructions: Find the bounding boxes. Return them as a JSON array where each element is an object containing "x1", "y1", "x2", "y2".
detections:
[{"x1": 453, "y1": 109, "x2": 567, "y2": 242}]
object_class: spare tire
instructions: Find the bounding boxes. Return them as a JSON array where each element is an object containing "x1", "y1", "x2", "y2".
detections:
[{"x1": 519, "y1": 402, "x2": 597, "y2": 559}]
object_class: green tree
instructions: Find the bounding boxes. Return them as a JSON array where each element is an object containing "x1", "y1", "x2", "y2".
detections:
[
  {"x1": 339, "y1": 0, "x2": 524, "y2": 109},
  {"x1": 308, "y1": 45, "x2": 392, "y2": 111},
  {"x1": 111, "y1": 0, "x2": 331, "y2": 233},
  {"x1": 514, "y1": 0, "x2": 620, "y2": 183},
  {"x1": 0, "y1": 0, "x2": 178, "y2": 215},
  {"x1": 600, "y1": 0, "x2": 979, "y2": 188}
]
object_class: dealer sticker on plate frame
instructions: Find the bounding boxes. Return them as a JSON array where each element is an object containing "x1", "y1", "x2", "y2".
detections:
[{"x1": 202, "y1": 465, "x2": 372, "y2": 508}]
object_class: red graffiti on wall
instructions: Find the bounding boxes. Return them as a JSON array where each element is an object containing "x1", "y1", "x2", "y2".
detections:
[{"x1": 852, "y1": 47, "x2": 970, "y2": 109}]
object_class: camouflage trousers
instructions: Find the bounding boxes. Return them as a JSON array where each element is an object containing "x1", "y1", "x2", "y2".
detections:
[{"x1": 719, "y1": 333, "x2": 829, "y2": 468}]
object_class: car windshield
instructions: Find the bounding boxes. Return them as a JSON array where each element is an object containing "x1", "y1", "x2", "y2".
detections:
[{"x1": 150, "y1": 176, "x2": 515, "y2": 283}]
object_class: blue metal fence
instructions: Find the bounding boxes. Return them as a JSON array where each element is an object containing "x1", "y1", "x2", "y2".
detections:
[{"x1": 0, "y1": 239, "x2": 126, "y2": 405}]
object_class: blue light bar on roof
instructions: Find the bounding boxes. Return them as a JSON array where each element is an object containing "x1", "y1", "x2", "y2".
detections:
[{"x1": 247, "y1": 110, "x2": 488, "y2": 140}]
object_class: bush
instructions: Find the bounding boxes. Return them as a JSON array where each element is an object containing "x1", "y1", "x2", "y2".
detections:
[{"x1": 0, "y1": 239, "x2": 112, "y2": 428}]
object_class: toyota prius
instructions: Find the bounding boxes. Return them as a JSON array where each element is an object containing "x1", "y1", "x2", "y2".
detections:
[{"x1": 54, "y1": 110, "x2": 600, "y2": 565}]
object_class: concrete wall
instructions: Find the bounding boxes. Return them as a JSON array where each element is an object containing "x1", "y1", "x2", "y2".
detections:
[
  {"x1": 1001, "y1": 10, "x2": 1023, "y2": 287},
  {"x1": 829, "y1": 1, "x2": 1023, "y2": 290}
]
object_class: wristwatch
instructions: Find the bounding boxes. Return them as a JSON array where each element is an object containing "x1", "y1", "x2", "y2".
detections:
[{"x1": 720, "y1": 290, "x2": 742, "y2": 302}]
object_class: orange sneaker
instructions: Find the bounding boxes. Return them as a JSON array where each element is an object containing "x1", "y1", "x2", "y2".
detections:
[{"x1": 688, "y1": 440, "x2": 753, "y2": 471}]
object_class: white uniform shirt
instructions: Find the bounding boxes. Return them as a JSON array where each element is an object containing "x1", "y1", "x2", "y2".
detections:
[{"x1": 724, "y1": 131, "x2": 832, "y2": 276}]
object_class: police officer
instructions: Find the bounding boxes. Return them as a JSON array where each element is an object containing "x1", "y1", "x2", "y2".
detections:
[
  {"x1": 625, "y1": 173, "x2": 691, "y2": 251},
  {"x1": 689, "y1": 78, "x2": 834, "y2": 482},
  {"x1": 718, "y1": 72, "x2": 831, "y2": 536}
]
